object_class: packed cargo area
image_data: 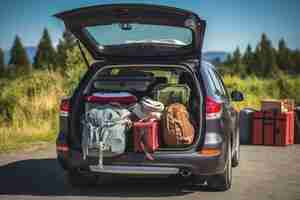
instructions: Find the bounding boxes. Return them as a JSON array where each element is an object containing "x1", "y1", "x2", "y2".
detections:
[{"x1": 77, "y1": 64, "x2": 203, "y2": 162}]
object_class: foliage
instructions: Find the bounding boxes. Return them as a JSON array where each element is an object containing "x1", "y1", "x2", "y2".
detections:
[
  {"x1": 0, "y1": 70, "x2": 65, "y2": 152},
  {"x1": 63, "y1": 47, "x2": 89, "y2": 94},
  {"x1": 277, "y1": 38, "x2": 292, "y2": 72},
  {"x1": 221, "y1": 33, "x2": 300, "y2": 77},
  {"x1": 33, "y1": 29, "x2": 57, "y2": 70},
  {"x1": 57, "y1": 30, "x2": 76, "y2": 69},
  {"x1": 0, "y1": 34, "x2": 89, "y2": 151},
  {"x1": 0, "y1": 48, "x2": 5, "y2": 76},
  {"x1": 223, "y1": 74, "x2": 300, "y2": 110},
  {"x1": 9, "y1": 36, "x2": 31, "y2": 73}
]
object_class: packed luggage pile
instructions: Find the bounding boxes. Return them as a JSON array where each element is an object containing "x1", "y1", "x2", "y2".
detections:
[
  {"x1": 240, "y1": 99, "x2": 300, "y2": 146},
  {"x1": 80, "y1": 71, "x2": 196, "y2": 168}
]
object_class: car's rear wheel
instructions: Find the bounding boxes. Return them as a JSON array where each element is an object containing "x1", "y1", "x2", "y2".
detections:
[
  {"x1": 66, "y1": 170, "x2": 99, "y2": 187},
  {"x1": 207, "y1": 140, "x2": 232, "y2": 191}
]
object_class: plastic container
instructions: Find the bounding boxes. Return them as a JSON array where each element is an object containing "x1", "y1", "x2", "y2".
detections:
[
  {"x1": 133, "y1": 119, "x2": 159, "y2": 153},
  {"x1": 252, "y1": 111, "x2": 294, "y2": 146}
]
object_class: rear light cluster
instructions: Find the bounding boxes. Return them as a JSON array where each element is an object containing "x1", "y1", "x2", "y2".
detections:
[
  {"x1": 199, "y1": 133, "x2": 223, "y2": 156},
  {"x1": 204, "y1": 132, "x2": 223, "y2": 145},
  {"x1": 206, "y1": 96, "x2": 222, "y2": 119},
  {"x1": 60, "y1": 98, "x2": 70, "y2": 117},
  {"x1": 56, "y1": 144, "x2": 69, "y2": 152}
]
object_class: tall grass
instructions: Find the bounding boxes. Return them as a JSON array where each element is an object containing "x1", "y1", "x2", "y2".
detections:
[
  {"x1": 0, "y1": 48, "x2": 87, "y2": 152},
  {"x1": 0, "y1": 70, "x2": 66, "y2": 151}
]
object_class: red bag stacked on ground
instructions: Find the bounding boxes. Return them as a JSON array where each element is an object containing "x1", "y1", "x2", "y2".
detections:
[{"x1": 252, "y1": 111, "x2": 294, "y2": 146}]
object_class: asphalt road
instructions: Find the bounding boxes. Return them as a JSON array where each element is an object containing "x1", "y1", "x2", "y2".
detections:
[{"x1": 0, "y1": 144, "x2": 300, "y2": 200}]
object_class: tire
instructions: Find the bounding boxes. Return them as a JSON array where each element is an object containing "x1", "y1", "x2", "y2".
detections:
[
  {"x1": 66, "y1": 171, "x2": 99, "y2": 187},
  {"x1": 232, "y1": 132, "x2": 240, "y2": 167},
  {"x1": 207, "y1": 140, "x2": 232, "y2": 191}
]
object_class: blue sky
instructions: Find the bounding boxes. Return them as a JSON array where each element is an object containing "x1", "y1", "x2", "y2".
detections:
[{"x1": 0, "y1": 0, "x2": 299, "y2": 52}]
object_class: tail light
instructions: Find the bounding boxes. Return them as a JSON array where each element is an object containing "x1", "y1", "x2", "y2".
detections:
[
  {"x1": 206, "y1": 96, "x2": 222, "y2": 119},
  {"x1": 60, "y1": 98, "x2": 70, "y2": 117},
  {"x1": 199, "y1": 132, "x2": 223, "y2": 156},
  {"x1": 56, "y1": 144, "x2": 69, "y2": 152}
]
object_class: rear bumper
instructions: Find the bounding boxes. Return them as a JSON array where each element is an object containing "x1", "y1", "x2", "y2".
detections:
[{"x1": 57, "y1": 144, "x2": 226, "y2": 176}]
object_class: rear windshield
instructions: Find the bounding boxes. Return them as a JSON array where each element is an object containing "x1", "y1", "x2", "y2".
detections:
[{"x1": 85, "y1": 23, "x2": 193, "y2": 49}]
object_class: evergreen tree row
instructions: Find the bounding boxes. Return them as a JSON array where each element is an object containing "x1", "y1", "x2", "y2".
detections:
[
  {"x1": 222, "y1": 33, "x2": 300, "y2": 77},
  {"x1": 1, "y1": 30, "x2": 300, "y2": 78},
  {"x1": 0, "y1": 28, "x2": 76, "y2": 77}
]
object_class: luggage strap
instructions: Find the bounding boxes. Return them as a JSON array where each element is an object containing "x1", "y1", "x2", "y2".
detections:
[
  {"x1": 261, "y1": 111, "x2": 281, "y2": 145},
  {"x1": 139, "y1": 129, "x2": 154, "y2": 161}
]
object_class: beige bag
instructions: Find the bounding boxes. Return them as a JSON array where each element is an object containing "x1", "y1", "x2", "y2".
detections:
[{"x1": 163, "y1": 103, "x2": 195, "y2": 145}]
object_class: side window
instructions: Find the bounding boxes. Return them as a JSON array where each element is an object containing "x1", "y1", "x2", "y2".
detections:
[
  {"x1": 211, "y1": 69, "x2": 229, "y2": 99},
  {"x1": 207, "y1": 69, "x2": 224, "y2": 96},
  {"x1": 202, "y1": 68, "x2": 218, "y2": 96}
]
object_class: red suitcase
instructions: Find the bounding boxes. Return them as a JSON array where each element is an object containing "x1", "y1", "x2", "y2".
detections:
[
  {"x1": 252, "y1": 111, "x2": 294, "y2": 146},
  {"x1": 133, "y1": 118, "x2": 159, "y2": 154}
]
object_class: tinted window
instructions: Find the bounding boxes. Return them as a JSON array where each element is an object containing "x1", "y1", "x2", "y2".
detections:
[
  {"x1": 212, "y1": 69, "x2": 229, "y2": 99},
  {"x1": 207, "y1": 69, "x2": 224, "y2": 96},
  {"x1": 201, "y1": 68, "x2": 218, "y2": 96},
  {"x1": 86, "y1": 23, "x2": 193, "y2": 47}
]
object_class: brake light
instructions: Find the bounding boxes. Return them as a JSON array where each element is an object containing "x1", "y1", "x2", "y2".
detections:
[
  {"x1": 60, "y1": 98, "x2": 70, "y2": 117},
  {"x1": 206, "y1": 96, "x2": 222, "y2": 119},
  {"x1": 56, "y1": 144, "x2": 69, "y2": 152}
]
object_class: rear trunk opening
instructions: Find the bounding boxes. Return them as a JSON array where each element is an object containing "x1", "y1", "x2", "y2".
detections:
[{"x1": 72, "y1": 64, "x2": 204, "y2": 157}]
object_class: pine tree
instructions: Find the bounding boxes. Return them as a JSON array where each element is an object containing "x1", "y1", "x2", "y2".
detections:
[
  {"x1": 9, "y1": 36, "x2": 31, "y2": 73},
  {"x1": 243, "y1": 44, "x2": 254, "y2": 73},
  {"x1": 34, "y1": 28, "x2": 57, "y2": 70},
  {"x1": 252, "y1": 45, "x2": 261, "y2": 75},
  {"x1": 292, "y1": 49, "x2": 300, "y2": 74},
  {"x1": 57, "y1": 30, "x2": 76, "y2": 68},
  {"x1": 255, "y1": 33, "x2": 278, "y2": 77},
  {"x1": 224, "y1": 54, "x2": 233, "y2": 65},
  {"x1": 0, "y1": 48, "x2": 5, "y2": 76},
  {"x1": 232, "y1": 47, "x2": 245, "y2": 75},
  {"x1": 277, "y1": 38, "x2": 292, "y2": 72}
]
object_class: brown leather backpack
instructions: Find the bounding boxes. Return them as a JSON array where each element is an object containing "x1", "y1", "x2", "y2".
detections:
[{"x1": 163, "y1": 103, "x2": 195, "y2": 145}]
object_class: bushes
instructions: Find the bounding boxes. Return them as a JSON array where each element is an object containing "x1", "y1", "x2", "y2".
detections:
[
  {"x1": 223, "y1": 74, "x2": 300, "y2": 111},
  {"x1": 0, "y1": 70, "x2": 65, "y2": 151},
  {"x1": 0, "y1": 47, "x2": 88, "y2": 152}
]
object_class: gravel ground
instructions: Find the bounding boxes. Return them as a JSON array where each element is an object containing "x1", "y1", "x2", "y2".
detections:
[{"x1": 0, "y1": 144, "x2": 300, "y2": 200}]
